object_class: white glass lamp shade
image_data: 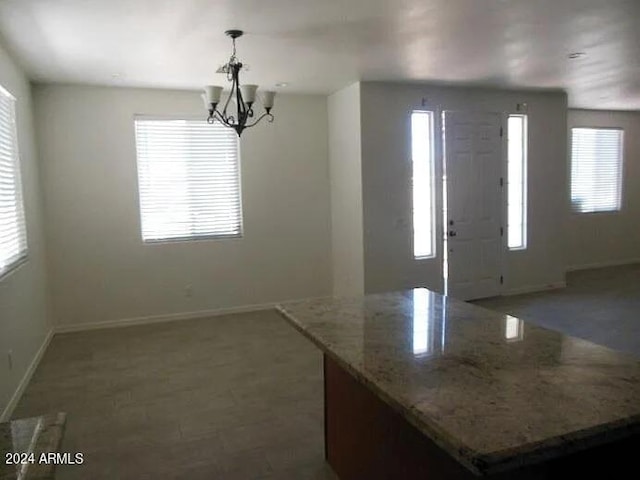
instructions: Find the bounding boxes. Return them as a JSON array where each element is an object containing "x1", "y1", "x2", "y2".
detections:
[
  {"x1": 204, "y1": 86, "x2": 222, "y2": 105},
  {"x1": 262, "y1": 91, "x2": 276, "y2": 109},
  {"x1": 240, "y1": 84, "x2": 258, "y2": 104}
]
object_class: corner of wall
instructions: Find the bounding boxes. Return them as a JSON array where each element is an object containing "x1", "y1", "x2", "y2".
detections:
[{"x1": 328, "y1": 83, "x2": 365, "y2": 296}]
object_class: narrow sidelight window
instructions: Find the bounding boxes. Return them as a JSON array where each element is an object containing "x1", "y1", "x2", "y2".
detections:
[
  {"x1": 507, "y1": 115, "x2": 527, "y2": 250},
  {"x1": 411, "y1": 111, "x2": 435, "y2": 259}
]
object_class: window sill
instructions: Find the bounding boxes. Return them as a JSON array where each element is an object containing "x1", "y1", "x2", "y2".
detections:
[
  {"x1": 570, "y1": 209, "x2": 623, "y2": 217},
  {"x1": 0, "y1": 255, "x2": 29, "y2": 282},
  {"x1": 142, "y1": 233, "x2": 243, "y2": 244},
  {"x1": 414, "y1": 255, "x2": 436, "y2": 261}
]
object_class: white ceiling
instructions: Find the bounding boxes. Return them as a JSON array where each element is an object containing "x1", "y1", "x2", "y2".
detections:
[{"x1": 0, "y1": 0, "x2": 639, "y2": 109}]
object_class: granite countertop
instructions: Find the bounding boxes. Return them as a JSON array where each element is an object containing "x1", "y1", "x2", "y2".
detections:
[
  {"x1": 0, "y1": 413, "x2": 66, "y2": 480},
  {"x1": 277, "y1": 289, "x2": 640, "y2": 476}
]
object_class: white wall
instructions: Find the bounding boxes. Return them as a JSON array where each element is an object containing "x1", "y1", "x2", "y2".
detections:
[
  {"x1": 567, "y1": 109, "x2": 640, "y2": 269},
  {"x1": 359, "y1": 82, "x2": 568, "y2": 295},
  {"x1": 34, "y1": 85, "x2": 331, "y2": 328},
  {"x1": 0, "y1": 43, "x2": 52, "y2": 418},
  {"x1": 328, "y1": 83, "x2": 365, "y2": 296}
]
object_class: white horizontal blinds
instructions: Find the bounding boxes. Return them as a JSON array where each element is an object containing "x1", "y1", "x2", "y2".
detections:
[
  {"x1": 571, "y1": 128, "x2": 623, "y2": 213},
  {"x1": 135, "y1": 118, "x2": 241, "y2": 242},
  {"x1": 0, "y1": 86, "x2": 28, "y2": 277}
]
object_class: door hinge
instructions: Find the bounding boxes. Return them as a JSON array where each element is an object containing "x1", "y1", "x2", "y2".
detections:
[
  {"x1": 500, "y1": 177, "x2": 504, "y2": 187},
  {"x1": 500, "y1": 275, "x2": 504, "y2": 284},
  {"x1": 500, "y1": 226, "x2": 504, "y2": 236},
  {"x1": 500, "y1": 126, "x2": 504, "y2": 137}
]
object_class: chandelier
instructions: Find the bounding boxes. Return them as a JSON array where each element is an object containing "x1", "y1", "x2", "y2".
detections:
[{"x1": 202, "y1": 30, "x2": 275, "y2": 137}]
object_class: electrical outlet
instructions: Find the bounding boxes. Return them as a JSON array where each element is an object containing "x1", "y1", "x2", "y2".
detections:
[
  {"x1": 7, "y1": 350, "x2": 13, "y2": 370},
  {"x1": 184, "y1": 284, "x2": 193, "y2": 298}
]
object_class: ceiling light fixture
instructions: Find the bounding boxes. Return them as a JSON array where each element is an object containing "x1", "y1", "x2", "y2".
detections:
[{"x1": 202, "y1": 30, "x2": 275, "y2": 137}]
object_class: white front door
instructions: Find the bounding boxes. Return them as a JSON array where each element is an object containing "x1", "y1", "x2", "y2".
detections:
[{"x1": 444, "y1": 111, "x2": 503, "y2": 301}]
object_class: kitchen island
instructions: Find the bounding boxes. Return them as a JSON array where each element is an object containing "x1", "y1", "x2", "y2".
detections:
[{"x1": 277, "y1": 289, "x2": 640, "y2": 479}]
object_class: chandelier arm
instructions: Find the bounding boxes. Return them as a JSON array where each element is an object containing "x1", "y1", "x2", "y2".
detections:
[
  {"x1": 244, "y1": 112, "x2": 275, "y2": 128},
  {"x1": 213, "y1": 109, "x2": 236, "y2": 127}
]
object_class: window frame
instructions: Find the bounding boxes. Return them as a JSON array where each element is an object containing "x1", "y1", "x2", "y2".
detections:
[
  {"x1": 0, "y1": 84, "x2": 28, "y2": 280},
  {"x1": 506, "y1": 114, "x2": 528, "y2": 251},
  {"x1": 569, "y1": 126, "x2": 624, "y2": 215},
  {"x1": 411, "y1": 110, "x2": 436, "y2": 260},
  {"x1": 133, "y1": 115, "x2": 243, "y2": 244}
]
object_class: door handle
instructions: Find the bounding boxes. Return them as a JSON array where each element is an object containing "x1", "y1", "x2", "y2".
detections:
[{"x1": 448, "y1": 230, "x2": 457, "y2": 237}]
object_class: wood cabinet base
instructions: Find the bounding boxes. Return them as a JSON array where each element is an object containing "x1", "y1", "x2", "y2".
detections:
[{"x1": 323, "y1": 354, "x2": 638, "y2": 479}]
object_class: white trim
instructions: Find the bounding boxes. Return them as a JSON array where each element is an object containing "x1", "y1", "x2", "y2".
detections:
[
  {"x1": 503, "y1": 281, "x2": 566, "y2": 296},
  {"x1": 1, "y1": 328, "x2": 54, "y2": 422},
  {"x1": 54, "y1": 301, "x2": 287, "y2": 334},
  {"x1": 566, "y1": 259, "x2": 640, "y2": 273},
  {"x1": 1, "y1": 299, "x2": 322, "y2": 419}
]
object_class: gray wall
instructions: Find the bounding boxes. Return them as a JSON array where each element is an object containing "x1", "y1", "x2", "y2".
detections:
[
  {"x1": 567, "y1": 109, "x2": 640, "y2": 269},
  {"x1": 34, "y1": 85, "x2": 332, "y2": 328},
  {"x1": 0, "y1": 43, "x2": 51, "y2": 418},
  {"x1": 328, "y1": 83, "x2": 365, "y2": 296},
  {"x1": 359, "y1": 82, "x2": 568, "y2": 295}
]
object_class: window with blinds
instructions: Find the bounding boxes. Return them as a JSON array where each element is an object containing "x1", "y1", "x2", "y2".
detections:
[
  {"x1": 571, "y1": 128, "x2": 623, "y2": 213},
  {"x1": 0, "y1": 85, "x2": 28, "y2": 279},
  {"x1": 134, "y1": 117, "x2": 242, "y2": 242}
]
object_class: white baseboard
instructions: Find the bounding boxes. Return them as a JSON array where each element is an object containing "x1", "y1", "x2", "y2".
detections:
[
  {"x1": 0, "y1": 328, "x2": 54, "y2": 422},
  {"x1": 54, "y1": 302, "x2": 282, "y2": 334},
  {"x1": 1, "y1": 298, "x2": 322, "y2": 419},
  {"x1": 504, "y1": 281, "x2": 566, "y2": 296},
  {"x1": 566, "y1": 259, "x2": 640, "y2": 273}
]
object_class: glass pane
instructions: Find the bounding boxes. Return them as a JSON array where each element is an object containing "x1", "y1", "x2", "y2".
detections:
[
  {"x1": 507, "y1": 115, "x2": 527, "y2": 250},
  {"x1": 508, "y1": 224, "x2": 523, "y2": 250},
  {"x1": 508, "y1": 183, "x2": 522, "y2": 209},
  {"x1": 412, "y1": 111, "x2": 435, "y2": 259}
]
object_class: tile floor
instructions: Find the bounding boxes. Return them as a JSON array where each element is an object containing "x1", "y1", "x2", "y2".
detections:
[
  {"x1": 11, "y1": 264, "x2": 640, "y2": 479},
  {"x1": 12, "y1": 311, "x2": 336, "y2": 480}
]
